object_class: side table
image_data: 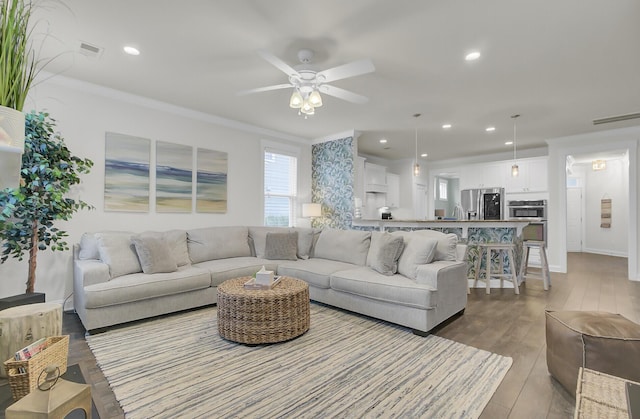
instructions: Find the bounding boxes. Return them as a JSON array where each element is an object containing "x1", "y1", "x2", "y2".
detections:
[
  {"x1": 0, "y1": 303, "x2": 62, "y2": 378},
  {"x1": 217, "y1": 276, "x2": 310, "y2": 344},
  {"x1": 575, "y1": 367, "x2": 637, "y2": 418}
]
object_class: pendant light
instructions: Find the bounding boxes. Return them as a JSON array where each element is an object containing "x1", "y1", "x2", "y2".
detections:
[
  {"x1": 413, "y1": 113, "x2": 421, "y2": 176},
  {"x1": 511, "y1": 114, "x2": 520, "y2": 177}
]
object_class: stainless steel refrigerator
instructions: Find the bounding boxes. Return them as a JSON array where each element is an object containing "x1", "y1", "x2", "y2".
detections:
[{"x1": 460, "y1": 187, "x2": 505, "y2": 220}]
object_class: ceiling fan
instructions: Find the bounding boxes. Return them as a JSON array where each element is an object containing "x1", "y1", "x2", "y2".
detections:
[{"x1": 238, "y1": 49, "x2": 375, "y2": 117}]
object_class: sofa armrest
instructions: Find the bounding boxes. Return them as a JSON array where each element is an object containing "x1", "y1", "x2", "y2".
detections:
[
  {"x1": 74, "y1": 259, "x2": 110, "y2": 288},
  {"x1": 416, "y1": 261, "x2": 467, "y2": 290}
]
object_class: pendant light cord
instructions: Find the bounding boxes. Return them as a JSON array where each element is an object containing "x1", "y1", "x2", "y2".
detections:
[{"x1": 511, "y1": 114, "x2": 520, "y2": 162}]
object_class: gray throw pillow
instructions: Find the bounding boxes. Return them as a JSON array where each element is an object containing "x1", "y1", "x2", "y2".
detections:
[
  {"x1": 366, "y1": 232, "x2": 405, "y2": 276},
  {"x1": 264, "y1": 231, "x2": 298, "y2": 260},
  {"x1": 131, "y1": 235, "x2": 178, "y2": 274}
]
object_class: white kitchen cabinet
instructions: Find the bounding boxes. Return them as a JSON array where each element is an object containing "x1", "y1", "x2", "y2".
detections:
[
  {"x1": 505, "y1": 157, "x2": 548, "y2": 193},
  {"x1": 386, "y1": 173, "x2": 400, "y2": 208},
  {"x1": 459, "y1": 163, "x2": 505, "y2": 190},
  {"x1": 365, "y1": 162, "x2": 387, "y2": 193}
]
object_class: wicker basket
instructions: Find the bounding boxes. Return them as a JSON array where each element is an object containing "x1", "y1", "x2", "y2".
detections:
[{"x1": 3, "y1": 335, "x2": 69, "y2": 401}]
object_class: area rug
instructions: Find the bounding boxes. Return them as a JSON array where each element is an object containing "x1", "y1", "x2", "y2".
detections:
[{"x1": 86, "y1": 304, "x2": 512, "y2": 418}]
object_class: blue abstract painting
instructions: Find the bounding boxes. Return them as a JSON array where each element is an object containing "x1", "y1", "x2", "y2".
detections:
[
  {"x1": 104, "y1": 133, "x2": 150, "y2": 212},
  {"x1": 196, "y1": 148, "x2": 227, "y2": 213},
  {"x1": 156, "y1": 141, "x2": 193, "y2": 212}
]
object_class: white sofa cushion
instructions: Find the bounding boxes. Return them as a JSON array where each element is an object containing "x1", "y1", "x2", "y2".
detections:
[
  {"x1": 249, "y1": 227, "x2": 316, "y2": 260},
  {"x1": 366, "y1": 232, "x2": 405, "y2": 276},
  {"x1": 330, "y1": 267, "x2": 435, "y2": 309},
  {"x1": 82, "y1": 265, "x2": 211, "y2": 309},
  {"x1": 193, "y1": 256, "x2": 277, "y2": 287},
  {"x1": 313, "y1": 229, "x2": 371, "y2": 266},
  {"x1": 187, "y1": 226, "x2": 251, "y2": 263},
  {"x1": 413, "y1": 230, "x2": 458, "y2": 261},
  {"x1": 264, "y1": 231, "x2": 298, "y2": 260},
  {"x1": 95, "y1": 232, "x2": 142, "y2": 279},
  {"x1": 277, "y1": 258, "x2": 359, "y2": 289}
]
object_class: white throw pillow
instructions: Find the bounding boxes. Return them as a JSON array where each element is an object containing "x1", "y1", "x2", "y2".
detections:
[
  {"x1": 95, "y1": 232, "x2": 142, "y2": 279},
  {"x1": 366, "y1": 232, "x2": 405, "y2": 276},
  {"x1": 393, "y1": 232, "x2": 439, "y2": 280},
  {"x1": 413, "y1": 230, "x2": 458, "y2": 261},
  {"x1": 78, "y1": 232, "x2": 100, "y2": 260}
]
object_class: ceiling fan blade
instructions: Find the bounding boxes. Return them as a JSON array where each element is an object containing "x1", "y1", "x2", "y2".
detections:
[
  {"x1": 317, "y1": 59, "x2": 375, "y2": 83},
  {"x1": 257, "y1": 49, "x2": 300, "y2": 78},
  {"x1": 320, "y1": 85, "x2": 369, "y2": 104},
  {"x1": 237, "y1": 84, "x2": 292, "y2": 96}
]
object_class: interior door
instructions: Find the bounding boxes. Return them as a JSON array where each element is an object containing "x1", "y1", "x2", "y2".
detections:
[{"x1": 567, "y1": 187, "x2": 583, "y2": 252}]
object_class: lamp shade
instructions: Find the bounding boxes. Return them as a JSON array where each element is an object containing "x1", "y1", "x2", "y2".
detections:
[
  {"x1": 302, "y1": 203, "x2": 321, "y2": 218},
  {"x1": 289, "y1": 90, "x2": 303, "y2": 108},
  {"x1": 308, "y1": 90, "x2": 323, "y2": 107}
]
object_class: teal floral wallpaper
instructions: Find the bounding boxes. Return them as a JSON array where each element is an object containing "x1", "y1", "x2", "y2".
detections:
[
  {"x1": 466, "y1": 227, "x2": 523, "y2": 281},
  {"x1": 311, "y1": 137, "x2": 354, "y2": 229}
]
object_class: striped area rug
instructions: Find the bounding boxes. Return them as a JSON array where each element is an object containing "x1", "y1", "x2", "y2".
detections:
[{"x1": 86, "y1": 303, "x2": 512, "y2": 418}]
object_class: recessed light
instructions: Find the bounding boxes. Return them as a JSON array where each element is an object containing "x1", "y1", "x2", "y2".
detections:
[
  {"x1": 465, "y1": 51, "x2": 481, "y2": 61},
  {"x1": 123, "y1": 46, "x2": 140, "y2": 56},
  {"x1": 486, "y1": 126, "x2": 496, "y2": 132},
  {"x1": 379, "y1": 139, "x2": 387, "y2": 144},
  {"x1": 505, "y1": 141, "x2": 513, "y2": 145},
  {"x1": 442, "y1": 124, "x2": 452, "y2": 129},
  {"x1": 421, "y1": 153, "x2": 428, "y2": 157}
]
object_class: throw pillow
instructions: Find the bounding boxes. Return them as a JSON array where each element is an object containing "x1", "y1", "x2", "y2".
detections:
[
  {"x1": 78, "y1": 232, "x2": 100, "y2": 260},
  {"x1": 366, "y1": 232, "x2": 405, "y2": 276},
  {"x1": 413, "y1": 230, "x2": 458, "y2": 261},
  {"x1": 95, "y1": 232, "x2": 142, "y2": 279},
  {"x1": 264, "y1": 231, "x2": 298, "y2": 260},
  {"x1": 131, "y1": 235, "x2": 178, "y2": 274},
  {"x1": 395, "y1": 234, "x2": 439, "y2": 280}
]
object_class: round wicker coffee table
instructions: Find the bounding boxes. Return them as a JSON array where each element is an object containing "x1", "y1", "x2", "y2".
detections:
[{"x1": 217, "y1": 276, "x2": 310, "y2": 344}]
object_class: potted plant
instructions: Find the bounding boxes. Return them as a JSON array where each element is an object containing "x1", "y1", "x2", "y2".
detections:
[
  {"x1": 0, "y1": 0, "x2": 39, "y2": 190},
  {"x1": 0, "y1": 111, "x2": 93, "y2": 305}
]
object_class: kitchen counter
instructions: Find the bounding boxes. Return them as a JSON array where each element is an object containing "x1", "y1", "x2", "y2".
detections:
[{"x1": 352, "y1": 219, "x2": 531, "y2": 239}]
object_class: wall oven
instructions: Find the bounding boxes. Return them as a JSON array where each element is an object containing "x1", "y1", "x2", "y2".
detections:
[{"x1": 508, "y1": 200, "x2": 547, "y2": 244}]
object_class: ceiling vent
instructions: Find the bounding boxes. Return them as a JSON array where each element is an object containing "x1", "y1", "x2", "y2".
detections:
[
  {"x1": 593, "y1": 112, "x2": 640, "y2": 125},
  {"x1": 78, "y1": 41, "x2": 104, "y2": 59}
]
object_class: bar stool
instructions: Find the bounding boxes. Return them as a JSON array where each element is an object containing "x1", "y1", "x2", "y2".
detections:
[
  {"x1": 519, "y1": 240, "x2": 550, "y2": 290},
  {"x1": 474, "y1": 243, "x2": 519, "y2": 294}
]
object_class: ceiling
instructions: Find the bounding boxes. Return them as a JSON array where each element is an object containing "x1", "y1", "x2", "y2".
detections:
[{"x1": 32, "y1": 0, "x2": 640, "y2": 162}]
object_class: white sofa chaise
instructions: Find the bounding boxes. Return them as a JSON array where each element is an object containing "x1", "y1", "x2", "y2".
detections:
[{"x1": 73, "y1": 226, "x2": 467, "y2": 334}]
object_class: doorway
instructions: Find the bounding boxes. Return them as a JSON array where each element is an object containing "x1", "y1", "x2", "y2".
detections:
[{"x1": 565, "y1": 150, "x2": 629, "y2": 258}]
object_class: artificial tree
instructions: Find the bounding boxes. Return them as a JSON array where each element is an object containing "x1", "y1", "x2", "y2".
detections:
[{"x1": 0, "y1": 111, "x2": 93, "y2": 294}]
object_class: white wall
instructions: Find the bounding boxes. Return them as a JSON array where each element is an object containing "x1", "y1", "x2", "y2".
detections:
[
  {"x1": 547, "y1": 127, "x2": 639, "y2": 279},
  {"x1": 581, "y1": 157, "x2": 629, "y2": 256},
  {"x1": 0, "y1": 76, "x2": 311, "y2": 302}
]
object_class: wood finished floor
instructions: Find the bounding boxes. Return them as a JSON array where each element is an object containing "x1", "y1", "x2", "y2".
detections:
[{"x1": 4, "y1": 252, "x2": 638, "y2": 418}]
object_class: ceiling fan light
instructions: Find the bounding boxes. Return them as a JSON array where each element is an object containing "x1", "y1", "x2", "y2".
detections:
[
  {"x1": 289, "y1": 90, "x2": 303, "y2": 108},
  {"x1": 301, "y1": 100, "x2": 314, "y2": 115},
  {"x1": 309, "y1": 90, "x2": 323, "y2": 107}
]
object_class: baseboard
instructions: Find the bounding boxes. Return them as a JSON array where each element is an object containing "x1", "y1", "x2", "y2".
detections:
[{"x1": 582, "y1": 248, "x2": 628, "y2": 258}]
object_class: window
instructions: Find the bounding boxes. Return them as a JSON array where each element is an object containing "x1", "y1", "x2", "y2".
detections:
[
  {"x1": 439, "y1": 179, "x2": 448, "y2": 201},
  {"x1": 264, "y1": 149, "x2": 298, "y2": 226}
]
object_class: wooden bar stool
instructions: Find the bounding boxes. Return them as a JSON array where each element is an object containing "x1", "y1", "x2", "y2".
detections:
[
  {"x1": 519, "y1": 240, "x2": 550, "y2": 290},
  {"x1": 474, "y1": 243, "x2": 519, "y2": 294}
]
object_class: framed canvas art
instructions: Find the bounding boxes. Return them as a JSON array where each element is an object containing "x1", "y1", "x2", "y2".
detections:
[
  {"x1": 156, "y1": 141, "x2": 193, "y2": 212},
  {"x1": 104, "y1": 132, "x2": 150, "y2": 212},
  {"x1": 196, "y1": 148, "x2": 227, "y2": 213}
]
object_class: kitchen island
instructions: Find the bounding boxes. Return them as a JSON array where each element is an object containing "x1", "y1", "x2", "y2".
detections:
[{"x1": 352, "y1": 219, "x2": 533, "y2": 290}]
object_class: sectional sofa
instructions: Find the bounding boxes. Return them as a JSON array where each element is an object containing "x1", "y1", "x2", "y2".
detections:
[{"x1": 73, "y1": 226, "x2": 468, "y2": 335}]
